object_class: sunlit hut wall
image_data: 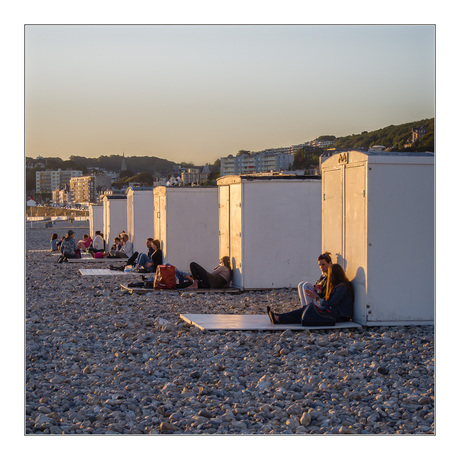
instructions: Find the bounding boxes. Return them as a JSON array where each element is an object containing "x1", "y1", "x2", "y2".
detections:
[
  {"x1": 217, "y1": 175, "x2": 322, "y2": 289},
  {"x1": 153, "y1": 186, "x2": 219, "y2": 274},
  {"x1": 126, "y1": 187, "x2": 155, "y2": 254},
  {"x1": 321, "y1": 150, "x2": 434, "y2": 326},
  {"x1": 102, "y1": 195, "x2": 127, "y2": 249},
  {"x1": 89, "y1": 204, "x2": 103, "y2": 239}
]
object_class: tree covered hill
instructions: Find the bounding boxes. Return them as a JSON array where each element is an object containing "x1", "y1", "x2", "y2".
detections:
[
  {"x1": 26, "y1": 154, "x2": 176, "y2": 175},
  {"x1": 333, "y1": 118, "x2": 434, "y2": 152},
  {"x1": 69, "y1": 154, "x2": 176, "y2": 175}
]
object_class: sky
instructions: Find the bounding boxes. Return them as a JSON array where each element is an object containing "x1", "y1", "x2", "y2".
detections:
[{"x1": 25, "y1": 24, "x2": 435, "y2": 165}]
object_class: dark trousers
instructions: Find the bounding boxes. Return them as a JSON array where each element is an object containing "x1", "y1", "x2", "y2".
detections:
[
  {"x1": 277, "y1": 306, "x2": 306, "y2": 324},
  {"x1": 190, "y1": 262, "x2": 211, "y2": 289},
  {"x1": 176, "y1": 280, "x2": 193, "y2": 289},
  {"x1": 127, "y1": 252, "x2": 139, "y2": 266},
  {"x1": 89, "y1": 248, "x2": 104, "y2": 255},
  {"x1": 277, "y1": 304, "x2": 336, "y2": 326}
]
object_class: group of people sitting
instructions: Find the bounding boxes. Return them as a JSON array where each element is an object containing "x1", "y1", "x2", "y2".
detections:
[
  {"x1": 52, "y1": 230, "x2": 96, "y2": 263},
  {"x1": 267, "y1": 251, "x2": 354, "y2": 326},
  {"x1": 119, "y1": 237, "x2": 233, "y2": 291},
  {"x1": 52, "y1": 229, "x2": 352, "y2": 325},
  {"x1": 52, "y1": 230, "x2": 233, "y2": 291}
]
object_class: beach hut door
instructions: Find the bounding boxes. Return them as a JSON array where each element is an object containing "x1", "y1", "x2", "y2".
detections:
[{"x1": 219, "y1": 185, "x2": 230, "y2": 259}]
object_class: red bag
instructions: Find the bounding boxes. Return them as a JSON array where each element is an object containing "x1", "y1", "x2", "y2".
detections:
[
  {"x1": 94, "y1": 252, "x2": 103, "y2": 258},
  {"x1": 154, "y1": 265, "x2": 176, "y2": 290}
]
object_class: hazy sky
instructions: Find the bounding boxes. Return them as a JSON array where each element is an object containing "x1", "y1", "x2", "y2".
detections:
[{"x1": 25, "y1": 24, "x2": 435, "y2": 165}]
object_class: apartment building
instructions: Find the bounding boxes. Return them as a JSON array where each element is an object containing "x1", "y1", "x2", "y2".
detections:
[
  {"x1": 220, "y1": 149, "x2": 293, "y2": 176},
  {"x1": 70, "y1": 175, "x2": 112, "y2": 204},
  {"x1": 307, "y1": 139, "x2": 336, "y2": 148},
  {"x1": 36, "y1": 169, "x2": 82, "y2": 193},
  {"x1": 51, "y1": 187, "x2": 70, "y2": 206}
]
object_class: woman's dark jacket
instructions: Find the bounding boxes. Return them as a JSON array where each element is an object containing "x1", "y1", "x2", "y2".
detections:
[
  {"x1": 318, "y1": 282, "x2": 354, "y2": 320},
  {"x1": 151, "y1": 249, "x2": 163, "y2": 272}
]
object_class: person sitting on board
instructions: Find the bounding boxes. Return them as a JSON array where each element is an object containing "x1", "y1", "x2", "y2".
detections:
[
  {"x1": 267, "y1": 263, "x2": 354, "y2": 325},
  {"x1": 133, "y1": 239, "x2": 163, "y2": 272},
  {"x1": 297, "y1": 251, "x2": 333, "y2": 309},
  {"x1": 106, "y1": 233, "x2": 134, "y2": 259},
  {"x1": 184, "y1": 256, "x2": 232, "y2": 290},
  {"x1": 111, "y1": 237, "x2": 122, "y2": 252},
  {"x1": 88, "y1": 231, "x2": 105, "y2": 256},
  {"x1": 124, "y1": 237, "x2": 153, "y2": 267},
  {"x1": 57, "y1": 230, "x2": 79, "y2": 263},
  {"x1": 76, "y1": 234, "x2": 92, "y2": 252},
  {"x1": 50, "y1": 233, "x2": 60, "y2": 251}
]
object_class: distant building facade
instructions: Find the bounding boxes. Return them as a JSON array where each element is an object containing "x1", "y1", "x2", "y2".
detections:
[
  {"x1": 404, "y1": 127, "x2": 428, "y2": 148},
  {"x1": 181, "y1": 165, "x2": 211, "y2": 185},
  {"x1": 220, "y1": 149, "x2": 293, "y2": 176},
  {"x1": 70, "y1": 175, "x2": 112, "y2": 204},
  {"x1": 51, "y1": 187, "x2": 70, "y2": 206},
  {"x1": 36, "y1": 169, "x2": 82, "y2": 193},
  {"x1": 306, "y1": 139, "x2": 336, "y2": 148}
]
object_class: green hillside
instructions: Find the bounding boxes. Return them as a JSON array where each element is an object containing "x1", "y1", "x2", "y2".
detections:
[{"x1": 333, "y1": 118, "x2": 434, "y2": 152}]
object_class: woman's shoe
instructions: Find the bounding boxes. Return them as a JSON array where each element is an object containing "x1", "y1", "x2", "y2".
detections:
[{"x1": 267, "y1": 306, "x2": 278, "y2": 324}]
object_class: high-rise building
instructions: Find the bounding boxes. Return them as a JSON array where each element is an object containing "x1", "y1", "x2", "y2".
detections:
[
  {"x1": 70, "y1": 175, "x2": 112, "y2": 204},
  {"x1": 36, "y1": 169, "x2": 82, "y2": 193},
  {"x1": 220, "y1": 149, "x2": 293, "y2": 176}
]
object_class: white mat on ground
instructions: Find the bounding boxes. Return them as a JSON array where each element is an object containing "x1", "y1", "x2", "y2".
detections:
[
  {"x1": 68, "y1": 256, "x2": 123, "y2": 263},
  {"x1": 180, "y1": 314, "x2": 362, "y2": 331},
  {"x1": 79, "y1": 269, "x2": 135, "y2": 276},
  {"x1": 120, "y1": 284, "x2": 241, "y2": 294}
]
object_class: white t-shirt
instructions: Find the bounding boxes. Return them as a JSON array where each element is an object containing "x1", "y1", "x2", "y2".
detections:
[
  {"x1": 122, "y1": 240, "x2": 133, "y2": 257},
  {"x1": 93, "y1": 234, "x2": 105, "y2": 250}
]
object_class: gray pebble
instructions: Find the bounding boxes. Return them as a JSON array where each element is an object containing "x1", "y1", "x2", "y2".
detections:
[{"x1": 25, "y1": 226, "x2": 435, "y2": 435}]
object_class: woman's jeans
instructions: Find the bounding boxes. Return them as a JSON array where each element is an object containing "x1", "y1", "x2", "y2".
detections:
[
  {"x1": 190, "y1": 262, "x2": 210, "y2": 288},
  {"x1": 136, "y1": 253, "x2": 153, "y2": 271},
  {"x1": 276, "y1": 282, "x2": 323, "y2": 324},
  {"x1": 298, "y1": 282, "x2": 321, "y2": 308}
]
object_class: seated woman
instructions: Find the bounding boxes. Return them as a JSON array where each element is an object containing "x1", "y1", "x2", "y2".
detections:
[
  {"x1": 57, "y1": 230, "x2": 79, "y2": 263},
  {"x1": 89, "y1": 231, "x2": 105, "y2": 255},
  {"x1": 267, "y1": 263, "x2": 354, "y2": 325},
  {"x1": 106, "y1": 234, "x2": 133, "y2": 259},
  {"x1": 111, "y1": 237, "x2": 122, "y2": 252},
  {"x1": 297, "y1": 251, "x2": 333, "y2": 308},
  {"x1": 184, "y1": 256, "x2": 232, "y2": 289},
  {"x1": 77, "y1": 234, "x2": 92, "y2": 252},
  {"x1": 133, "y1": 239, "x2": 163, "y2": 272},
  {"x1": 50, "y1": 233, "x2": 60, "y2": 251}
]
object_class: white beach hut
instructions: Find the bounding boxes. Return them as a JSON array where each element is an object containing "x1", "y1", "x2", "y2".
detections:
[
  {"x1": 153, "y1": 186, "x2": 219, "y2": 273},
  {"x1": 126, "y1": 187, "x2": 155, "y2": 253},
  {"x1": 89, "y1": 204, "x2": 104, "y2": 238},
  {"x1": 102, "y1": 195, "x2": 127, "y2": 249},
  {"x1": 216, "y1": 175, "x2": 322, "y2": 290},
  {"x1": 321, "y1": 150, "x2": 434, "y2": 326}
]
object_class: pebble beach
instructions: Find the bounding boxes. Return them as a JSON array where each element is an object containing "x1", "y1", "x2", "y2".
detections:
[{"x1": 25, "y1": 224, "x2": 434, "y2": 435}]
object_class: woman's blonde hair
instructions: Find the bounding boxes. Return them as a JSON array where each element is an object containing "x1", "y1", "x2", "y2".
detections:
[{"x1": 325, "y1": 264, "x2": 352, "y2": 300}]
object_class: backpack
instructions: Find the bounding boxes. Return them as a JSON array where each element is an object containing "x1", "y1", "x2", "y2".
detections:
[{"x1": 154, "y1": 265, "x2": 176, "y2": 290}]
